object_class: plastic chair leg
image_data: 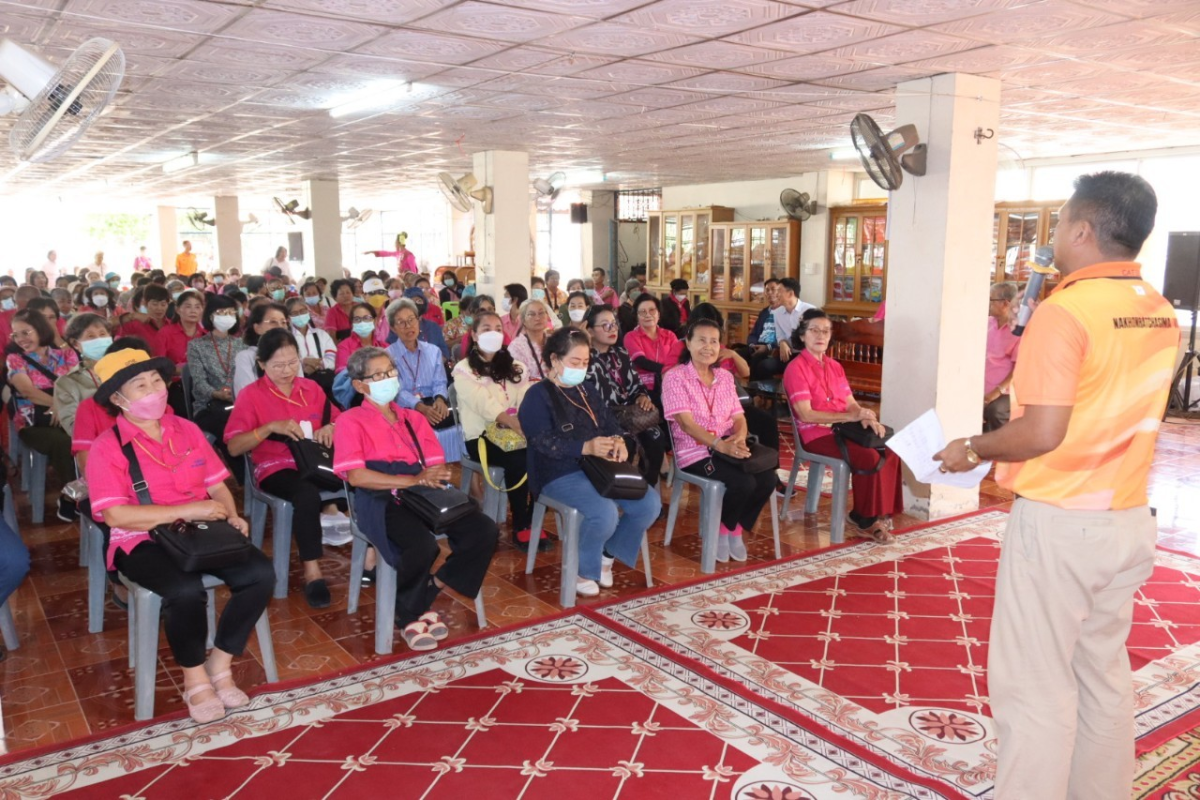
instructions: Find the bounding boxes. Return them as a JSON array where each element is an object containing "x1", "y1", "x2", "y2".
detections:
[
  {"x1": 132, "y1": 589, "x2": 163, "y2": 721},
  {"x1": 830, "y1": 467, "x2": 849, "y2": 544},
  {"x1": 256, "y1": 612, "x2": 279, "y2": 682},
  {"x1": 347, "y1": 534, "x2": 366, "y2": 615},
  {"x1": 698, "y1": 486, "x2": 725, "y2": 574},
  {"x1": 2, "y1": 484, "x2": 16, "y2": 534},
  {"x1": 270, "y1": 503, "x2": 293, "y2": 599},
  {"x1": 558, "y1": 509, "x2": 581, "y2": 609},
  {"x1": 374, "y1": 562, "x2": 396, "y2": 656},
  {"x1": 640, "y1": 533, "x2": 653, "y2": 588},
  {"x1": 526, "y1": 503, "x2": 547, "y2": 575},
  {"x1": 84, "y1": 521, "x2": 106, "y2": 634},
  {"x1": 249, "y1": 494, "x2": 267, "y2": 550},
  {"x1": 804, "y1": 463, "x2": 825, "y2": 515},
  {"x1": 0, "y1": 601, "x2": 18, "y2": 650},
  {"x1": 473, "y1": 592, "x2": 487, "y2": 629},
  {"x1": 781, "y1": 457, "x2": 801, "y2": 520},
  {"x1": 29, "y1": 451, "x2": 47, "y2": 524},
  {"x1": 663, "y1": 475, "x2": 685, "y2": 546},
  {"x1": 769, "y1": 491, "x2": 782, "y2": 559}
]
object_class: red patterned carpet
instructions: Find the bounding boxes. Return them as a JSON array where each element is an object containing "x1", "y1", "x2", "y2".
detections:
[{"x1": 3, "y1": 510, "x2": 1199, "y2": 800}]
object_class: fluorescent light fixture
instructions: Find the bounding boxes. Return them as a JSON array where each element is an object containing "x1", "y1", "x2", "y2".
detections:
[
  {"x1": 162, "y1": 151, "x2": 198, "y2": 174},
  {"x1": 564, "y1": 169, "x2": 605, "y2": 185},
  {"x1": 830, "y1": 148, "x2": 859, "y2": 162},
  {"x1": 329, "y1": 82, "x2": 428, "y2": 118}
]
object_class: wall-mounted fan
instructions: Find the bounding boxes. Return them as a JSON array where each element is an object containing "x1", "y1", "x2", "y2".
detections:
[
  {"x1": 343, "y1": 207, "x2": 374, "y2": 230},
  {"x1": 274, "y1": 197, "x2": 311, "y2": 224},
  {"x1": 779, "y1": 188, "x2": 817, "y2": 221},
  {"x1": 850, "y1": 112, "x2": 927, "y2": 192},
  {"x1": 438, "y1": 172, "x2": 493, "y2": 214},
  {"x1": 186, "y1": 208, "x2": 215, "y2": 228},
  {"x1": 241, "y1": 213, "x2": 260, "y2": 231},
  {"x1": 533, "y1": 171, "x2": 566, "y2": 203},
  {"x1": 0, "y1": 37, "x2": 124, "y2": 163}
]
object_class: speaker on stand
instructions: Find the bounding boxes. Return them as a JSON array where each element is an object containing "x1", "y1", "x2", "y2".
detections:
[{"x1": 1164, "y1": 231, "x2": 1200, "y2": 416}]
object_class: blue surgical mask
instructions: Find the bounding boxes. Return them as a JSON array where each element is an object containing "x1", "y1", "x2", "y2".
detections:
[
  {"x1": 1, "y1": 298, "x2": 14, "y2": 311},
  {"x1": 560, "y1": 366, "x2": 587, "y2": 387},
  {"x1": 460, "y1": 314, "x2": 474, "y2": 328},
  {"x1": 353, "y1": 296, "x2": 364, "y2": 303},
  {"x1": 532, "y1": 288, "x2": 546, "y2": 300},
  {"x1": 271, "y1": 289, "x2": 285, "y2": 301},
  {"x1": 367, "y1": 376, "x2": 400, "y2": 405},
  {"x1": 80, "y1": 336, "x2": 112, "y2": 362},
  {"x1": 138, "y1": 305, "x2": 149, "y2": 314},
  {"x1": 304, "y1": 295, "x2": 320, "y2": 306},
  {"x1": 171, "y1": 292, "x2": 182, "y2": 302},
  {"x1": 108, "y1": 280, "x2": 120, "y2": 290},
  {"x1": 291, "y1": 313, "x2": 310, "y2": 329},
  {"x1": 352, "y1": 320, "x2": 374, "y2": 338}
]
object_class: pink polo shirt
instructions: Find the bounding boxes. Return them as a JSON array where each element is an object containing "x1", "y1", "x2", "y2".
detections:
[
  {"x1": 783, "y1": 349, "x2": 853, "y2": 444},
  {"x1": 333, "y1": 401, "x2": 445, "y2": 477},
  {"x1": 985, "y1": 316, "x2": 1021, "y2": 396},
  {"x1": 662, "y1": 361, "x2": 743, "y2": 469},
  {"x1": 225, "y1": 376, "x2": 337, "y2": 484},
  {"x1": 88, "y1": 414, "x2": 230, "y2": 569},
  {"x1": 624, "y1": 326, "x2": 683, "y2": 391}
]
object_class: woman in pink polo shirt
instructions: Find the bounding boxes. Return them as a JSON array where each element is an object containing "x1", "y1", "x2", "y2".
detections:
[
  {"x1": 226, "y1": 328, "x2": 339, "y2": 609},
  {"x1": 782, "y1": 310, "x2": 902, "y2": 543},
  {"x1": 334, "y1": 346, "x2": 498, "y2": 652},
  {"x1": 624, "y1": 293, "x2": 683, "y2": 402},
  {"x1": 86, "y1": 349, "x2": 272, "y2": 724},
  {"x1": 662, "y1": 318, "x2": 776, "y2": 564}
]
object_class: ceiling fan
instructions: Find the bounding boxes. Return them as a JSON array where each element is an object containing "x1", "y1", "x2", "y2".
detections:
[
  {"x1": 849, "y1": 112, "x2": 927, "y2": 192},
  {"x1": 274, "y1": 197, "x2": 311, "y2": 224},
  {"x1": 437, "y1": 171, "x2": 493, "y2": 214},
  {"x1": 0, "y1": 37, "x2": 124, "y2": 163}
]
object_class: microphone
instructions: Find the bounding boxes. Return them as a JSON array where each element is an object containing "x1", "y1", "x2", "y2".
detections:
[{"x1": 1013, "y1": 246, "x2": 1055, "y2": 337}]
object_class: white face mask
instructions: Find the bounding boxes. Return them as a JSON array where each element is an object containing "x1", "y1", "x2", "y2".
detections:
[
  {"x1": 212, "y1": 314, "x2": 237, "y2": 332},
  {"x1": 501, "y1": 297, "x2": 511, "y2": 313},
  {"x1": 568, "y1": 307, "x2": 586, "y2": 323},
  {"x1": 675, "y1": 292, "x2": 688, "y2": 302},
  {"x1": 91, "y1": 294, "x2": 109, "y2": 308},
  {"x1": 477, "y1": 330, "x2": 504, "y2": 354}
]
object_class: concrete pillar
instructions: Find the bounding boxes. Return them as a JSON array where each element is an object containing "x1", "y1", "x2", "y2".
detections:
[
  {"x1": 305, "y1": 177, "x2": 341, "y2": 282},
  {"x1": 471, "y1": 150, "x2": 530, "y2": 298},
  {"x1": 879, "y1": 72, "x2": 1001, "y2": 519},
  {"x1": 583, "y1": 190, "x2": 615, "y2": 282},
  {"x1": 213, "y1": 195, "x2": 241, "y2": 273},
  {"x1": 156, "y1": 204, "x2": 176, "y2": 273}
]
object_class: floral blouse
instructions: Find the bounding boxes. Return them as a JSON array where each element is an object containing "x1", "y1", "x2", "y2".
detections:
[{"x1": 6, "y1": 347, "x2": 79, "y2": 429}]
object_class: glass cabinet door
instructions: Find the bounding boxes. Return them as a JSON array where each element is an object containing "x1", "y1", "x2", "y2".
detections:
[
  {"x1": 710, "y1": 227, "x2": 726, "y2": 300},
  {"x1": 1004, "y1": 210, "x2": 1038, "y2": 280},
  {"x1": 768, "y1": 225, "x2": 788, "y2": 280},
  {"x1": 865, "y1": 214, "x2": 886, "y2": 275},
  {"x1": 647, "y1": 214, "x2": 661, "y2": 286},
  {"x1": 729, "y1": 225, "x2": 746, "y2": 302},
  {"x1": 694, "y1": 213, "x2": 710, "y2": 287},
  {"x1": 679, "y1": 214, "x2": 695, "y2": 281},
  {"x1": 663, "y1": 214, "x2": 679, "y2": 281},
  {"x1": 748, "y1": 224, "x2": 767, "y2": 302},
  {"x1": 726, "y1": 311, "x2": 745, "y2": 344}
]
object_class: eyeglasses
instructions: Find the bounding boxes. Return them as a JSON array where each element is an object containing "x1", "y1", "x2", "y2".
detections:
[
  {"x1": 396, "y1": 316, "x2": 419, "y2": 327},
  {"x1": 637, "y1": 309, "x2": 658, "y2": 317},
  {"x1": 363, "y1": 368, "x2": 398, "y2": 382},
  {"x1": 351, "y1": 316, "x2": 374, "y2": 324},
  {"x1": 806, "y1": 327, "x2": 833, "y2": 336},
  {"x1": 266, "y1": 360, "x2": 300, "y2": 372},
  {"x1": 595, "y1": 322, "x2": 618, "y2": 331}
]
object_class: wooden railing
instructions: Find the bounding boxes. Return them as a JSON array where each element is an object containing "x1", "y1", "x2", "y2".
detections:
[{"x1": 830, "y1": 319, "x2": 884, "y2": 398}]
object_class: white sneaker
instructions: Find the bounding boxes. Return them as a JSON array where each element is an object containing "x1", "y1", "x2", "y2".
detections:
[
  {"x1": 575, "y1": 578, "x2": 600, "y2": 597},
  {"x1": 729, "y1": 535, "x2": 748, "y2": 562},
  {"x1": 715, "y1": 535, "x2": 730, "y2": 563},
  {"x1": 600, "y1": 556, "x2": 616, "y2": 588}
]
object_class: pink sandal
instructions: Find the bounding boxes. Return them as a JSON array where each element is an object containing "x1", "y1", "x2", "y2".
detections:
[
  {"x1": 401, "y1": 621, "x2": 438, "y2": 651},
  {"x1": 205, "y1": 668, "x2": 250, "y2": 709},
  {"x1": 419, "y1": 611, "x2": 449, "y2": 641},
  {"x1": 183, "y1": 683, "x2": 226, "y2": 723}
]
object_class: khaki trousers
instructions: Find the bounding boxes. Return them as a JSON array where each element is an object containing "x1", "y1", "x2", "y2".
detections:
[{"x1": 990, "y1": 497, "x2": 1156, "y2": 800}]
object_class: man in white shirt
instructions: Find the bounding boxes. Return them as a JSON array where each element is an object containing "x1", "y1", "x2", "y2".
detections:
[{"x1": 772, "y1": 277, "x2": 818, "y2": 362}]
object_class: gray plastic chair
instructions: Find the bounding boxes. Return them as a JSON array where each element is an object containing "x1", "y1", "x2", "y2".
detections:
[
  {"x1": 663, "y1": 424, "x2": 781, "y2": 573},
  {"x1": 120, "y1": 571, "x2": 278, "y2": 721},
  {"x1": 526, "y1": 491, "x2": 654, "y2": 609},
  {"x1": 780, "y1": 418, "x2": 850, "y2": 544},
  {"x1": 3, "y1": 483, "x2": 17, "y2": 535},
  {"x1": 13, "y1": 438, "x2": 49, "y2": 524},
  {"x1": 343, "y1": 481, "x2": 487, "y2": 655},
  {"x1": 0, "y1": 599, "x2": 18, "y2": 651},
  {"x1": 447, "y1": 385, "x2": 508, "y2": 524},
  {"x1": 81, "y1": 514, "x2": 108, "y2": 633},
  {"x1": 244, "y1": 456, "x2": 344, "y2": 599}
]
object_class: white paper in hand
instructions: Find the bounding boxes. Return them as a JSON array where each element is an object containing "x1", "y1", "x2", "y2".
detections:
[{"x1": 886, "y1": 409, "x2": 991, "y2": 489}]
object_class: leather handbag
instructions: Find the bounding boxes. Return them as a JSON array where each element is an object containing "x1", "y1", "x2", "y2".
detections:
[
  {"x1": 831, "y1": 421, "x2": 895, "y2": 475},
  {"x1": 121, "y1": 437, "x2": 253, "y2": 573},
  {"x1": 610, "y1": 402, "x2": 661, "y2": 436},
  {"x1": 711, "y1": 434, "x2": 779, "y2": 474},
  {"x1": 397, "y1": 418, "x2": 479, "y2": 531},
  {"x1": 269, "y1": 395, "x2": 341, "y2": 491},
  {"x1": 545, "y1": 382, "x2": 648, "y2": 500}
]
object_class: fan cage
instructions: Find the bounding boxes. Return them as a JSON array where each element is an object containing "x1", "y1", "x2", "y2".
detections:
[
  {"x1": 851, "y1": 114, "x2": 902, "y2": 193},
  {"x1": 10, "y1": 38, "x2": 124, "y2": 163}
]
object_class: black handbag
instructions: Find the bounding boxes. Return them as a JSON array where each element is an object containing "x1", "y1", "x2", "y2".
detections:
[
  {"x1": 20, "y1": 353, "x2": 61, "y2": 427},
  {"x1": 547, "y1": 383, "x2": 648, "y2": 500},
  {"x1": 269, "y1": 395, "x2": 341, "y2": 491},
  {"x1": 711, "y1": 434, "x2": 779, "y2": 474},
  {"x1": 831, "y1": 421, "x2": 895, "y2": 475},
  {"x1": 121, "y1": 437, "x2": 253, "y2": 573},
  {"x1": 397, "y1": 418, "x2": 478, "y2": 531},
  {"x1": 610, "y1": 402, "x2": 661, "y2": 436}
]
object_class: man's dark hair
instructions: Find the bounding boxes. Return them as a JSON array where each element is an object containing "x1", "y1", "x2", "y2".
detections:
[
  {"x1": 142, "y1": 284, "x2": 170, "y2": 304},
  {"x1": 669, "y1": 278, "x2": 689, "y2": 292},
  {"x1": 1068, "y1": 171, "x2": 1157, "y2": 259},
  {"x1": 779, "y1": 277, "x2": 801, "y2": 297}
]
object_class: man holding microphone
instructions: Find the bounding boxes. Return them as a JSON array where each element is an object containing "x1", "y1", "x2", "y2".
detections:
[{"x1": 935, "y1": 172, "x2": 1179, "y2": 799}]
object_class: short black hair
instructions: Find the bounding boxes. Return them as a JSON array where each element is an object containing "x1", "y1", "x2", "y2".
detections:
[
  {"x1": 243, "y1": 302, "x2": 288, "y2": 346},
  {"x1": 585, "y1": 303, "x2": 616, "y2": 329},
  {"x1": 12, "y1": 308, "x2": 56, "y2": 348},
  {"x1": 203, "y1": 293, "x2": 240, "y2": 335},
  {"x1": 669, "y1": 278, "x2": 689, "y2": 292},
  {"x1": 1067, "y1": 171, "x2": 1157, "y2": 258},
  {"x1": 541, "y1": 326, "x2": 591, "y2": 371},
  {"x1": 65, "y1": 312, "x2": 109, "y2": 345},
  {"x1": 27, "y1": 296, "x2": 60, "y2": 320},
  {"x1": 504, "y1": 283, "x2": 528, "y2": 307},
  {"x1": 174, "y1": 289, "x2": 205, "y2": 310},
  {"x1": 245, "y1": 275, "x2": 265, "y2": 295},
  {"x1": 764, "y1": 277, "x2": 781, "y2": 288},
  {"x1": 678, "y1": 318, "x2": 723, "y2": 365},
  {"x1": 566, "y1": 290, "x2": 592, "y2": 309},
  {"x1": 778, "y1": 277, "x2": 801, "y2": 297},
  {"x1": 256, "y1": 327, "x2": 299, "y2": 366},
  {"x1": 633, "y1": 293, "x2": 660, "y2": 314},
  {"x1": 690, "y1": 302, "x2": 724, "y2": 329},
  {"x1": 330, "y1": 278, "x2": 354, "y2": 299},
  {"x1": 143, "y1": 284, "x2": 171, "y2": 304},
  {"x1": 792, "y1": 308, "x2": 830, "y2": 351}
]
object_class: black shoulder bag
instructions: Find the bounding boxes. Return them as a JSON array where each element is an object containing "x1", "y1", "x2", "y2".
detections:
[
  {"x1": 546, "y1": 384, "x2": 647, "y2": 500},
  {"x1": 20, "y1": 352, "x2": 62, "y2": 427},
  {"x1": 268, "y1": 394, "x2": 341, "y2": 491},
  {"x1": 396, "y1": 417, "x2": 478, "y2": 531},
  {"x1": 121, "y1": 435, "x2": 252, "y2": 572},
  {"x1": 831, "y1": 421, "x2": 895, "y2": 475}
]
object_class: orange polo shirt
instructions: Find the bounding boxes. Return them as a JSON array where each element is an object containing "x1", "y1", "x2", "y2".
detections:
[
  {"x1": 997, "y1": 261, "x2": 1180, "y2": 510},
  {"x1": 175, "y1": 251, "x2": 197, "y2": 276}
]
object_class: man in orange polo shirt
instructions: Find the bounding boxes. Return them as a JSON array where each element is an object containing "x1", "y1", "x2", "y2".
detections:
[
  {"x1": 175, "y1": 240, "x2": 197, "y2": 277},
  {"x1": 936, "y1": 171, "x2": 1179, "y2": 799}
]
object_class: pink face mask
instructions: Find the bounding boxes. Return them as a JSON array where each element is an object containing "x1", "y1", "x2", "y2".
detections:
[
  {"x1": 388, "y1": 289, "x2": 402, "y2": 299},
  {"x1": 119, "y1": 388, "x2": 168, "y2": 420}
]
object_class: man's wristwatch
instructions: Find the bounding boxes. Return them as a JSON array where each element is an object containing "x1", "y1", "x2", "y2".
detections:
[{"x1": 964, "y1": 438, "x2": 981, "y2": 466}]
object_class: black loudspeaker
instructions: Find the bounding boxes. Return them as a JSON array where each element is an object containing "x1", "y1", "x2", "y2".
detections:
[
  {"x1": 287, "y1": 231, "x2": 304, "y2": 262},
  {"x1": 570, "y1": 203, "x2": 588, "y2": 224},
  {"x1": 1163, "y1": 232, "x2": 1200, "y2": 311}
]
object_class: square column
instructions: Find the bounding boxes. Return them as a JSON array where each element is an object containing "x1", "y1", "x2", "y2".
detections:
[
  {"x1": 879, "y1": 72, "x2": 1001, "y2": 519},
  {"x1": 156, "y1": 204, "x2": 176, "y2": 273},
  {"x1": 583, "y1": 190, "x2": 615, "y2": 281},
  {"x1": 471, "y1": 150, "x2": 530, "y2": 298},
  {"x1": 305, "y1": 178, "x2": 341, "y2": 282},
  {"x1": 213, "y1": 195, "x2": 241, "y2": 272}
]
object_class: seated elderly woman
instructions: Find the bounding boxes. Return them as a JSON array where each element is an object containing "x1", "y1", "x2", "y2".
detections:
[
  {"x1": 624, "y1": 293, "x2": 683, "y2": 402},
  {"x1": 232, "y1": 302, "x2": 288, "y2": 396},
  {"x1": 86, "y1": 349, "x2": 273, "y2": 723},
  {"x1": 561, "y1": 290, "x2": 592, "y2": 332},
  {"x1": 583, "y1": 305, "x2": 666, "y2": 487},
  {"x1": 52, "y1": 312, "x2": 112, "y2": 441},
  {"x1": 518, "y1": 328, "x2": 661, "y2": 597},
  {"x1": 507, "y1": 297, "x2": 554, "y2": 381},
  {"x1": 334, "y1": 346, "x2": 498, "y2": 651},
  {"x1": 385, "y1": 298, "x2": 462, "y2": 463},
  {"x1": 451, "y1": 310, "x2": 536, "y2": 549},
  {"x1": 334, "y1": 301, "x2": 385, "y2": 373},
  {"x1": 226, "y1": 328, "x2": 340, "y2": 608},
  {"x1": 662, "y1": 318, "x2": 776, "y2": 563},
  {"x1": 188, "y1": 294, "x2": 245, "y2": 441},
  {"x1": 782, "y1": 310, "x2": 902, "y2": 543}
]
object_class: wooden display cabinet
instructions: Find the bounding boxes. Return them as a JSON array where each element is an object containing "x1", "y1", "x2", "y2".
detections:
[
  {"x1": 705, "y1": 219, "x2": 801, "y2": 343},
  {"x1": 646, "y1": 206, "x2": 735, "y2": 297},
  {"x1": 992, "y1": 200, "x2": 1064, "y2": 284},
  {"x1": 826, "y1": 203, "x2": 887, "y2": 317}
]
